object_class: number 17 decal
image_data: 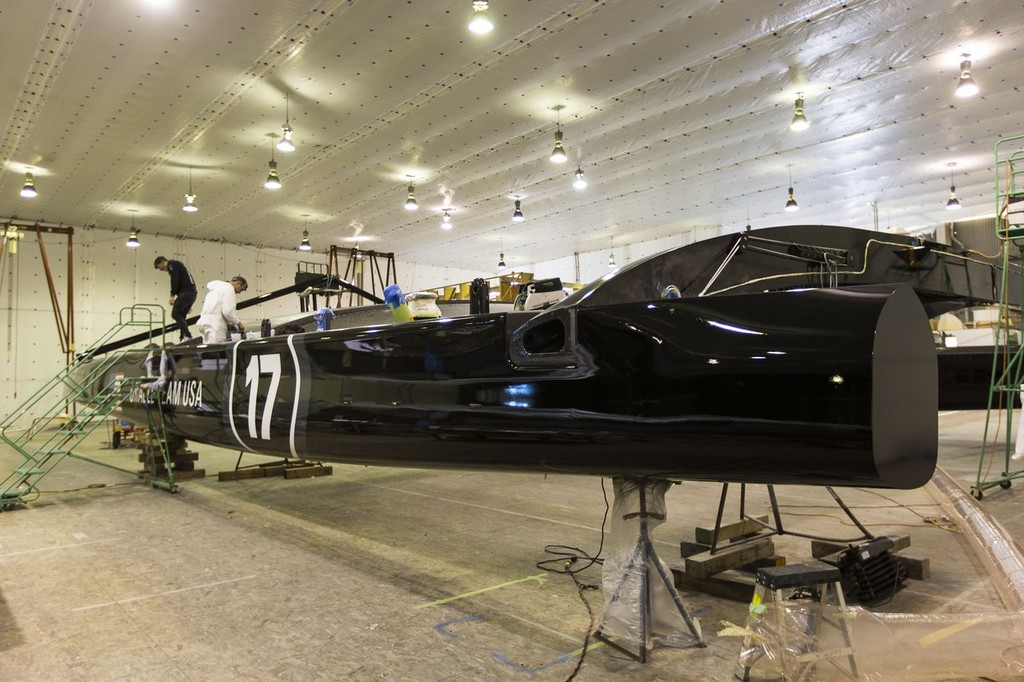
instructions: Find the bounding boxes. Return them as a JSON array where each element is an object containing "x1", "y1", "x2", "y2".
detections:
[
  {"x1": 229, "y1": 336, "x2": 302, "y2": 457},
  {"x1": 245, "y1": 354, "x2": 281, "y2": 440}
]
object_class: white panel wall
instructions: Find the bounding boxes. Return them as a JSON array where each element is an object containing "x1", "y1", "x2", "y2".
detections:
[
  {"x1": 529, "y1": 225, "x2": 723, "y2": 284},
  {"x1": 1, "y1": 231, "x2": 73, "y2": 413}
]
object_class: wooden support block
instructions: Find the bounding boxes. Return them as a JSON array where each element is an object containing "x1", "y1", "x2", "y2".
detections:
[
  {"x1": 684, "y1": 538, "x2": 775, "y2": 579},
  {"x1": 811, "y1": 534, "x2": 910, "y2": 558},
  {"x1": 284, "y1": 465, "x2": 333, "y2": 479},
  {"x1": 742, "y1": 554, "x2": 787, "y2": 571},
  {"x1": 694, "y1": 515, "x2": 769, "y2": 545},
  {"x1": 672, "y1": 568, "x2": 758, "y2": 602},
  {"x1": 680, "y1": 541, "x2": 711, "y2": 558},
  {"x1": 218, "y1": 467, "x2": 266, "y2": 481},
  {"x1": 894, "y1": 553, "x2": 930, "y2": 580}
]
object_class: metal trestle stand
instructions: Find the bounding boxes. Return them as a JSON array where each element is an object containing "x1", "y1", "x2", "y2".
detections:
[{"x1": 594, "y1": 478, "x2": 704, "y2": 662}]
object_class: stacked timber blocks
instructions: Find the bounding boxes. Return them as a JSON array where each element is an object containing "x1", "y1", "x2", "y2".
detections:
[
  {"x1": 670, "y1": 521, "x2": 930, "y2": 605},
  {"x1": 137, "y1": 433, "x2": 205, "y2": 481},
  {"x1": 671, "y1": 515, "x2": 786, "y2": 602}
]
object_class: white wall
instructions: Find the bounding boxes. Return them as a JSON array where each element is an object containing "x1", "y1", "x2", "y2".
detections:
[{"x1": 527, "y1": 225, "x2": 722, "y2": 284}]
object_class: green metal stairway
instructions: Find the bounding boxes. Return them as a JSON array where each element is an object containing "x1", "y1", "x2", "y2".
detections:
[
  {"x1": 976, "y1": 134, "x2": 1024, "y2": 499},
  {"x1": 0, "y1": 304, "x2": 177, "y2": 510}
]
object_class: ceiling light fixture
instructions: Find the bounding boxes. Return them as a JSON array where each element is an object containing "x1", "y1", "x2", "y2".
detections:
[
  {"x1": 789, "y1": 93, "x2": 810, "y2": 131},
  {"x1": 498, "y1": 237, "x2": 507, "y2": 270},
  {"x1": 550, "y1": 105, "x2": 567, "y2": 163},
  {"x1": 299, "y1": 214, "x2": 313, "y2": 251},
  {"x1": 441, "y1": 209, "x2": 453, "y2": 229},
  {"x1": 277, "y1": 93, "x2": 296, "y2": 152},
  {"x1": 955, "y1": 54, "x2": 979, "y2": 98},
  {"x1": 573, "y1": 166, "x2": 588, "y2": 190},
  {"x1": 404, "y1": 183, "x2": 418, "y2": 211},
  {"x1": 468, "y1": 1, "x2": 493, "y2": 34},
  {"x1": 512, "y1": 198, "x2": 525, "y2": 223},
  {"x1": 785, "y1": 167, "x2": 799, "y2": 212},
  {"x1": 126, "y1": 212, "x2": 140, "y2": 248},
  {"x1": 20, "y1": 172, "x2": 37, "y2": 198},
  {"x1": 946, "y1": 162, "x2": 961, "y2": 210},
  {"x1": 264, "y1": 136, "x2": 282, "y2": 190},
  {"x1": 182, "y1": 166, "x2": 198, "y2": 212}
]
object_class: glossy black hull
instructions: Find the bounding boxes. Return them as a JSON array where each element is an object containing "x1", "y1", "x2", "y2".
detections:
[
  {"x1": 565, "y1": 224, "x2": 1014, "y2": 317},
  {"x1": 94, "y1": 284, "x2": 937, "y2": 489}
]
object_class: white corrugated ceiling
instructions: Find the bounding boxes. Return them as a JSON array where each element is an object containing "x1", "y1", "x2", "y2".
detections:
[{"x1": 0, "y1": 0, "x2": 1021, "y2": 272}]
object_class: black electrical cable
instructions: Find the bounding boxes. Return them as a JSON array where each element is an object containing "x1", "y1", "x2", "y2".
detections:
[
  {"x1": 563, "y1": 567, "x2": 596, "y2": 682},
  {"x1": 534, "y1": 478, "x2": 611, "y2": 681},
  {"x1": 536, "y1": 478, "x2": 609, "y2": 578}
]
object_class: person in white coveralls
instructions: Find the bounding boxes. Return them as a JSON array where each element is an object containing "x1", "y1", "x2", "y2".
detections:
[{"x1": 196, "y1": 275, "x2": 248, "y2": 344}]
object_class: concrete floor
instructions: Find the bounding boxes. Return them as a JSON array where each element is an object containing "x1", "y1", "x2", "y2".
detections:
[{"x1": 1, "y1": 409, "x2": 1022, "y2": 681}]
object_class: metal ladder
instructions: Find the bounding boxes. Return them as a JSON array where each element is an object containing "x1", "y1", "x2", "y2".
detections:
[
  {"x1": 0, "y1": 304, "x2": 176, "y2": 510},
  {"x1": 976, "y1": 134, "x2": 1024, "y2": 499}
]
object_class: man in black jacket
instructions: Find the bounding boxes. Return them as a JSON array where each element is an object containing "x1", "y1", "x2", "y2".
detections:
[{"x1": 154, "y1": 256, "x2": 198, "y2": 342}]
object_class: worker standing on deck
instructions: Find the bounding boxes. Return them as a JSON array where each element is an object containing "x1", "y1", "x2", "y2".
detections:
[
  {"x1": 154, "y1": 256, "x2": 198, "y2": 342},
  {"x1": 196, "y1": 275, "x2": 248, "y2": 344}
]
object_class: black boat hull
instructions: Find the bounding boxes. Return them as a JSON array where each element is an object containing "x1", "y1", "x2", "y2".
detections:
[{"x1": 97, "y1": 284, "x2": 937, "y2": 489}]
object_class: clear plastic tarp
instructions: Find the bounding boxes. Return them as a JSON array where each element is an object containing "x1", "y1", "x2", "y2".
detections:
[
  {"x1": 727, "y1": 466, "x2": 1024, "y2": 680},
  {"x1": 733, "y1": 604, "x2": 1024, "y2": 681},
  {"x1": 599, "y1": 478, "x2": 703, "y2": 649}
]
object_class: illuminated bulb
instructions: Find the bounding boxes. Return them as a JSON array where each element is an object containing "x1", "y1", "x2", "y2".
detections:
[
  {"x1": 550, "y1": 130, "x2": 568, "y2": 163},
  {"x1": 789, "y1": 95, "x2": 809, "y2": 131},
  {"x1": 955, "y1": 55, "x2": 979, "y2": 98},
  {"x1": 20, "y1": 172, "x2": 37, "y2": 198},
  {"x1": 182, "y1": 193, "x2": 198, "y2": 212},
  {"x1": 277, "y1": 126, "x2": 295, "y2": 152},
  {"x1": 573, "y1": 167, "x2": 587, "y2": 190},
  {"x1": 468, "y1": 1, "x2": 493, "y2": 34},
  {"x1": 265, "y1": 159, "x2": 281, "y2": 189},
  {"x1": 946, "y1": 164, "x2": 961, "y2": 210},
  {"x1": 512, "y1": 199, "x2": 525, "y2": 222},
  {"x1": 946, "y1": 187, "x2": 961, "y2": 210},
  {"x1": 404, "y1": 184, "x2": 418, "y2": 210},
  {"x1": 785, "y1": 187, "x2": 799, "y2": 212}
]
